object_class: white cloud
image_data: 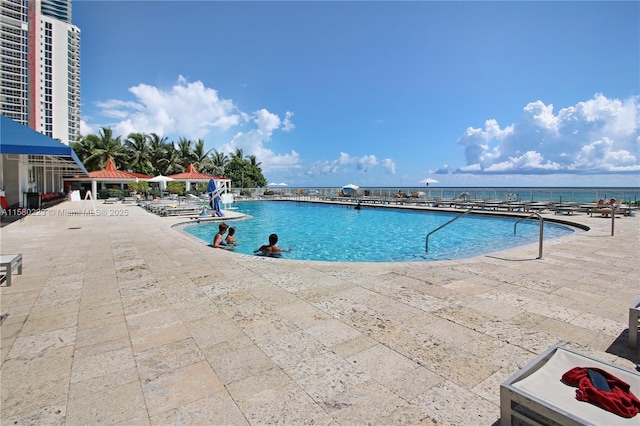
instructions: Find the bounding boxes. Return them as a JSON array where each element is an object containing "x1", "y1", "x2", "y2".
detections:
[
  {"x1": 92, "y1": 76, "x2": 245, "y2": 139},
  {"x1": 83, "y1": 75, "x2": 300, "y2": 172},
  {"x1": 282, "y1": 111, "x2": 295, "y2": 132},
  {"x1": 253, "y1": 109, "x2": 281, "y2": 138},
  {"x1": 382, "y1": 158, "x2": 396, "y2": 174},
  {"x1": 356, "y1": 155, "x2": 378, "y2": 172},
  {"x1": 454, "y1": 93, "x2": 639, "y2": 175},
  {"x1": 305, "y1": 152, "x2": 383, "y2": 176}
]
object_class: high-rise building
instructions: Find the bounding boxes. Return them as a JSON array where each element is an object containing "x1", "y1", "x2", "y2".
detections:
[{"x1": 0, "y1": 0, "x2": 80, "y2": 144}]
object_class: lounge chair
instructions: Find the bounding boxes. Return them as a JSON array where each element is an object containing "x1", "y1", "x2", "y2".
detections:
[
  {"x1": 593, "y1": 198, "x2": 622, "y2": 217},
  {"x1": 1, "y1": 254, "x2": 22, "y2": 286},
  {"x1": 630, "y1": 297, "x2": 640, "y2": 348},
  {"x1": 500, "y1": 345, "x2": 640, "y2": 425}
]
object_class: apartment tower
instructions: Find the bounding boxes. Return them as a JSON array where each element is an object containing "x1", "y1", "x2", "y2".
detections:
[{"x1": 0, "y1": 0, "x2": 80, "y2": 144}]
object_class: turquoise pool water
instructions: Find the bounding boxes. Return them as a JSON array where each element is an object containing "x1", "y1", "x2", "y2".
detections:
[{"x1": 183, "y1": 201, "x2": 575, "y2": 262}]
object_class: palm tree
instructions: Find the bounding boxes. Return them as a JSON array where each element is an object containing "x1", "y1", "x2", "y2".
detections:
[
  {"x1": 247, "y1": 155, "x2": 261, "y2": 167},
  {"x1": 72, "y1": 135, "x2": 98, "y2": 170},
  {"x1": 231, "y1": 147, "x2": 244, "y2": 161},
  {"x1": 192, "y1": 139, "x2": 213, "y2": 172},
  {"x1": 78, "y1": 127, "x2": 127, "y2": 171},
  {"x1": 209, "y1": 149, "x2": 229, "y2": 177},
  {"x1": 148, "y1": 133, "x2": 169, "y2": 175},
  {"x1": 177, "y1": 137, "x2": 194, "y2": 168},
  {"x1": 124, "y1": 132, "x2": 153, "y2": 175},
  {"x1": 157, "y1": 143, "x2": 183, "y2": 176}
]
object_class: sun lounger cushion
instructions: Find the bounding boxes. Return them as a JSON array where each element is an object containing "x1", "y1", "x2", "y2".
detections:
[
  {"x1": 502, "y1": 346, "x2": 640, "y2": 425},
  {"x1": 562, "y1": 367, "x2": 640, "y2": 418}
]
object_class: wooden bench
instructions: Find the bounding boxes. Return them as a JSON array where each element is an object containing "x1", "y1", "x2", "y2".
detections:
[
  {"x1": 630, "y1": 297, "x2": 640, "y2": 348},
  {"x1": 0, "y1": 254, "x2": 22, "y2": 286}
]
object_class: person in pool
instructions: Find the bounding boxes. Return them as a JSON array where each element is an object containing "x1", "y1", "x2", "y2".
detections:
[
  {"x1": 225, "y1": 226, "x2": 237, "y2": 245},
  {"x1": 212, "y1": 222, "x2": 229, "y2": 248},
  {"x1": 254, "y1": 233, "x2": 292, "y2": 256}
]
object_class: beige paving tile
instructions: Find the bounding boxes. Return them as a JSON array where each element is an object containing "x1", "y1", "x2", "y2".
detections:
[
  {"x1": 234, "y1": 381, "x2": 334, "y2": 425},
  {"x1": 71, "y1": 345, "x2": 136, "y2": 384},
  {"x1": 226, "y1": 366, "x2": 293, "y2": 401},
  {"x1": 207, "y1": 343, "x2": 277, "y2": 385},
  {"x1": 1, "y1": 346, "x2": 73, "y2": 418},
  {"x1": 141, "y1": 360, "x2": 224, "y2": 417},
  {"x1": 135, "y1": 338, "x2": 205, "y2": 382},
  {"x1": 65, "y1": 380, "x2": 147, "y2": 425},
  {"x1": 7, "y1": 326, "x2": 76, "y2": 360},
  {"x1": 411, "y1": 380, "x2": 500, "y2": 424},
  {"x1": 1, "y1": 201, "x2": 638, "y2": 425},
  {"x1": 126, "y1": 306, "x2": 191, "y2": 353},
  {"x1": 1, "y1": 402, "x2": 67, "y2": 426},
  {"x1": 149, "y1": 392, "x2": 249, "y2": 425}
]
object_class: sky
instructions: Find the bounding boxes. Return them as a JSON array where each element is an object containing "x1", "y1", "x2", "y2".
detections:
[{"x1": 74, "y1": 1, "x2": 640, "y2": 188}]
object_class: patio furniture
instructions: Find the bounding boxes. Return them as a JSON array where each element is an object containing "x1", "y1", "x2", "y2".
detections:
[
  {"x1": 630, "y1": 297, "x2": 640, "y2": 348},
  {"x1": 500, "y1": 345, "x2": 640, "y2": 425},
  {"x1": 1, "y1": 254, "x2": 22, "y2": 286}
]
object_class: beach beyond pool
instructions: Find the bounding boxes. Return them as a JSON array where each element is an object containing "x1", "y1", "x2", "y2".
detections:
[{"x1": 1, "y1": 200, "x2": 638, "y2": 425}]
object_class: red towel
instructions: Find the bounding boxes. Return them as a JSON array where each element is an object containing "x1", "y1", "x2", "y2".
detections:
[{"x1": 562, "y1": 367, "x2": 640, "y2": 418}]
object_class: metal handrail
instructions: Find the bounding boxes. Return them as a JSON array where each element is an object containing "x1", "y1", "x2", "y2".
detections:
[
  {"x1": 513, "y1": 212, "x2": 544, "y2": 259},
  {"x1": 425, "y1": 208, "x2": 474, "y2": 252}
]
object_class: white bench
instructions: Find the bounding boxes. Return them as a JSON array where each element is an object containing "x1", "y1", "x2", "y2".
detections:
[
  {"x1": 500, "y1": 345, "x2": 640, "y2": 425},
  {"x1": 630, "y1": 298, "x2": 640, "y2": 348},
  {"x1": 0, "y1": 254, "x2": 22, "y2": 286}
]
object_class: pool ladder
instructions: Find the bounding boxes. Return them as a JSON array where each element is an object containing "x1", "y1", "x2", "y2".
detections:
[{"x1": 425, "y1": 209, "x2": 545, "y2": 259}]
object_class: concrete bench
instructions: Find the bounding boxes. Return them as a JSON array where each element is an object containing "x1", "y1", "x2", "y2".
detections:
[
  {"x1": 630, "y1": 297, "x2": 640, "y2": 348},
  {"x1": 0, "y1": 254, "x2": 22, "y2": 286}
]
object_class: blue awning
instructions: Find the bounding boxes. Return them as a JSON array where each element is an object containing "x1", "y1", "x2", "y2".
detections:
[{"x1": 0, "y1": 115, "x2": 88, "y2": 176}]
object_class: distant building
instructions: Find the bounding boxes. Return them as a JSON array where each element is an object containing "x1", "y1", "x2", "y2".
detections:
[{"x1": 0, "y1": 0, "x2": 80, "y2": 144}]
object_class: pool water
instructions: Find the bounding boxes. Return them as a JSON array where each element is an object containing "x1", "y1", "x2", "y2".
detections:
[{"x1": 183, "y1": 201, "x2": 575, "y2": 262}]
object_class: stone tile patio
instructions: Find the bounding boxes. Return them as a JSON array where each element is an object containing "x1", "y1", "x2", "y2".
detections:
[{"x1": 1, "y1": 200, "x2": 638, "y2": 425}]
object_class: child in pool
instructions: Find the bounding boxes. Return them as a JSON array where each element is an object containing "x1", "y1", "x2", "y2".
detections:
[{"x1": 225, "y1": 226, "x2": 237, "y2": 245}]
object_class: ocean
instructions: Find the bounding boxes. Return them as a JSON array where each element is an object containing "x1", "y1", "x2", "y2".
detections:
[{"x1": 265, "y1": 187, "x2": 640, "y2": 205}]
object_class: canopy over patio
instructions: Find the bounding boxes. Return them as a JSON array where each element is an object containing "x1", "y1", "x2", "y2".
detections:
[
  {"x1": 65, "y1": 158, "x2": 152, "y2": 199},
  {"x1": 0, "y1": 116, "x2": 89, "y2": 207},
  {"x1": 168, "y1": 164, "x2": 230, "y2": 192}
]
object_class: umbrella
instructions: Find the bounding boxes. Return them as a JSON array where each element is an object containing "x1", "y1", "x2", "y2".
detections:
[
  {"x1": 268, "y1": 182, "x2": 288, "y2": 186},
  {"x1": 419, "y1": 178, "x2": 439, "y2": 186},
  {"x1": 342, "y1": 183, "x2": 359, "y2": 196},
  {"x1": 419, "y1": 178, "x2": 438, "y2": 199},
  {"x1": 148, "y1": 175, "x2": 175, "y2": 191}
]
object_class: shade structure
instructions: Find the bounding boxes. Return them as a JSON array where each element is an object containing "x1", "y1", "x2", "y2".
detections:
[
  {"x1": 168, "y1": 164, "x2": 221, "y2": 191},
  {"x1": 268, "y1": 182, "x2": 288, "y2": 186},
  {"x1": 1, "y1": 115, "x2": 88, "y2": 177},
  {"x1": 88, "y1": 158, "x2": 152, "y2": 180},
  {"x1": 148, "y1": 174, "x2": 175, "y2": 191},
  {"x1": 342, "y1": 183, "x2": 359, "y2": 195},
  {"x1": 419, "y1": 178, "x2": 439, "y2": 199},
  {"x1": 419, "y1": 178, "x2": 439, "y2": 186}
]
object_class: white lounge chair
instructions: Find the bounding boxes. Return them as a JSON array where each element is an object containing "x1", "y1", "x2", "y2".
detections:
[{"x1": 500, "y1": 345, "x2": 640, "y2": 425}]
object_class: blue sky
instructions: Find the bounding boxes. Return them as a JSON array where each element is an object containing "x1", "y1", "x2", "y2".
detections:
[{"x1": 75, "y1": 1, "x2": 639, "y2": 188}]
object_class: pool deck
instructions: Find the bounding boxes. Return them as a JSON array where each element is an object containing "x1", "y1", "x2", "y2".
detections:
[{"x1": 1, "y1": 200, "x2": 638, "y2": 425}]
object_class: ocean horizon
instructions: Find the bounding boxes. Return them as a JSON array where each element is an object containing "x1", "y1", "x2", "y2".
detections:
[{"x1": 262, "y1": 186, "x2": 640, "y2": 204}]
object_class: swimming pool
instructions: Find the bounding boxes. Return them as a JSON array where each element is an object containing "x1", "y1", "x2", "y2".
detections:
[{"x1": 183, "y1": 201, "x2": 575, "y2": 262}]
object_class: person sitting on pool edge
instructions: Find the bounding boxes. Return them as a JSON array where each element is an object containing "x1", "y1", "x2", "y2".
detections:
[
  {"x1": 212, "y1": 222, "x2": 229, "y2": 248},
  {"x1": 254, "y1": 233, "x2": 292, "y2": 256}
]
